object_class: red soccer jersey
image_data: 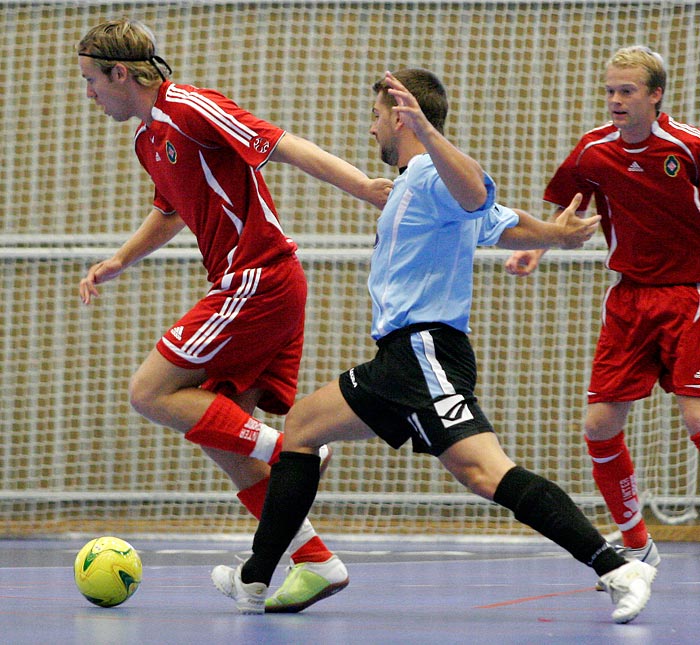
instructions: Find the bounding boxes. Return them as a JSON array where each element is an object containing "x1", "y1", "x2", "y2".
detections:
[
  {"x1": 544, "y1": 113, "x2": 700, "y2": 284},
  {"x1": 134, "y1": 81, "x2": 296, "y2": 288}
]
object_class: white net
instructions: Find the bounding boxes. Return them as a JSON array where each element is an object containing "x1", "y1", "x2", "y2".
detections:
[{"x1": 1, "y1": 1, "x2": 698, "y2": 539}]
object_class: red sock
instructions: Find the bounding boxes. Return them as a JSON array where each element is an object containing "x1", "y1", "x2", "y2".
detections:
[
  {"x1": 292, "y1": 537, "x2": 332, "y2": 564},
  {"x1": 184, "y1": 393, "x2": 278, "y2": 461},
  {"x1": 269, "y1": 434, "x2": 283, "y2": 465},
  {"x1": 237, "y1": 477, "x2": 332, "y2": 564},
  {"x1": 586, "y1": 432, "x2": 648, "y2": 548},
  {"x1": 236, "y1": 476, "x2": 270, "y2": 519},
  {"x1": 690, "y1": 432, "x2": 700, "y2": 451}
]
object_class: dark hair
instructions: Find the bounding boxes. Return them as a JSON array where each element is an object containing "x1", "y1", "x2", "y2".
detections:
[{"x1": 372, "y1": 68, "x2": 448, "y2": 134}]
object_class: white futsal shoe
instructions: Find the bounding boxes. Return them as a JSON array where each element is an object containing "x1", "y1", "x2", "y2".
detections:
[
  {"x1": 211, "y1": 563, "x2": 267, "y2": 614},
  {"x1": 613, "y1": 535, "x2": 661, "y2": 568},
  {"x1": 598, "y1": 559, "x2": 656, "y2": 624},
  {"x1": 595, "y1": 535, "x2": 660, "y2": 591}
]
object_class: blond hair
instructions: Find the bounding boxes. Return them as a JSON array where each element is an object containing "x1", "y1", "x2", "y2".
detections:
[
  {"x1": 607, "y1": 45, "x2": 666, "y2": 113},
  {"x1": 78, "y1": 18, "x2": 170, "y2": 87}
]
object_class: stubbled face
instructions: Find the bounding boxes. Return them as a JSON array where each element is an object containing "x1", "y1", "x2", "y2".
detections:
[
  {"x1": 79, "y1": 57, "x2": 134, "y2": 122},
  {"x1": 605, "y1": 65, "x2": 661, "y2": 142},
  {"x1": 370, "y1": 95, "x2": 399, "y2": 167}
]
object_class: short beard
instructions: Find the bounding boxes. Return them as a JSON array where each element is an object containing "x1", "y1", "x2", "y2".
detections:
[{"x1": 380, "y1": 142, "x2": 399, "y2": 167}]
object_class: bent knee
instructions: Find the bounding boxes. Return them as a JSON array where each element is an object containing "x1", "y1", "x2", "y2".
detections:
[
  {"x1": 584, "y1": 423, "x2": 624, "y2": 442},
  {"x1": 584, "y1": 402, "x2": 630, "y2": 440},
  {"x1": 445, "y1": 465, "x2": 505, "y2": 500},
  {"x1": 281, "y1": 411, "x2": 308, "y2": 451},
  {"x1": 282, "y1": 407, "x2": 321, "y2": 452},
  {"x1": 467, "y1": 469, "x2": 510, "y2": 500}
]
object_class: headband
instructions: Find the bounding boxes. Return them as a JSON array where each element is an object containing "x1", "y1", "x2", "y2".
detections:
[{"x1": 79, "y1": 52, "x2": 172, "y2": 82}]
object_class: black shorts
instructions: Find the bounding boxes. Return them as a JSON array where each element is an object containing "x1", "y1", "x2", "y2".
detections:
[{"x1": 338, "y1": 323, "x2": 494, "y2": 456}]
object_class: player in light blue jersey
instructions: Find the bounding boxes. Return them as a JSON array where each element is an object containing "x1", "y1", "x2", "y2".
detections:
[
  {"x1": 370, "y1": 164, "x2": 514, "y2": 338},
  {"x1": 369, "y1": 153, "x2": 499, "y2": 338},
  {"x1": 213, "y1": 69, "x2": 655, "y2": 624}
]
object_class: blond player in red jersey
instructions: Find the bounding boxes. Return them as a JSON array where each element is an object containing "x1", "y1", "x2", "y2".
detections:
[
  {"x1": 77, "y1": 18, "x2": 391, "y2": 612},
  {"x1": 506, "y1": 45, "x2": 700, "y2": 569}
]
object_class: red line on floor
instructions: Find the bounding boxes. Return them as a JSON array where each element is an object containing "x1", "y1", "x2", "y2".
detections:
[{"x1": 475, "y1": 586, "x2": 596, "y2": 609}]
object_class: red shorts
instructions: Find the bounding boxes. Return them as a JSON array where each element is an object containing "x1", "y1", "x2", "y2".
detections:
[
  {"x1": 156, "y1": 255, "x2": 307, "y2": 415},
  {"x1": 588, "y1": 280, "x2": 700, "y2": 403}
]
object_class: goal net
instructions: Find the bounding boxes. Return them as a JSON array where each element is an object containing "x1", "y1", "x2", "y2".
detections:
[{"x1": 2, "y1": 0, "x2": 698, "y2": 540}]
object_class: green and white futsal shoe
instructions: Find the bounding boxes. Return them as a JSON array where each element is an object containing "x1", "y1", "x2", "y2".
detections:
[{"x1": 264, "y1": 555, "x2": 349, "y2": 613}]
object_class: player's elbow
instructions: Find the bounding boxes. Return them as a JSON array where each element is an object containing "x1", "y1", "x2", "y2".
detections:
[
  {"x1": 127, "y1": 373, "x2": 161, "y2": 422},
  {"x1": 461, "y1": 184, "x2": 488, "y2": 213}
]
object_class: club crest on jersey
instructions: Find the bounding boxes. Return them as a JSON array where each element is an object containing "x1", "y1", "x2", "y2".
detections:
[
  {"x1": 252, "y1": 136, "x2": 270, "y2": 154},
  {"x1": 664, "y1": 154, "x2": 680, "y2": 177},
  {"x1": 166, "y1": 140, "x2": 177, "y2": 164}
]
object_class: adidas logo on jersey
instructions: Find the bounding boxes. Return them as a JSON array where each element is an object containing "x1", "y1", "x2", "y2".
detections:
[
  {"x1": 627, "y1": 161, "x2": 644, "y2": 172},
  {"x1": 170, "y1": 326, "x2": 184, "y2": 341}
]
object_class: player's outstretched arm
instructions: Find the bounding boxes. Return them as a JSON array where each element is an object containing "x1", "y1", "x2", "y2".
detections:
[
  {"x1": 79, "y1": 208, "x2": 186, "y2": 304},
  {"x1": 271, "y1": 133, "x2": 393, "y2": 209},
  {"x1": 501, "y1": 194, "x2": 600, "y2": 275},
  {"x1": 550, "y1": 197, "x2": 600, "y2": 249},
  {"x1": 383, "y1": 71, "x2": 487, "y2": 212}
]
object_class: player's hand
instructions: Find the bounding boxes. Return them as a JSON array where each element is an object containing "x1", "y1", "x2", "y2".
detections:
[
  {"x1": 79, "y1": 257, "x2": 124, "y2": 305},
  {"x1": 367, "y1": 177, "x2": 393, "y2": 209},
  {"x1": 504, "y1": 250, "x2": 545, "y2": 276},
  {"x1": 384, "y1": 71, "x2": 432, "y2": 137},
  {"x1": 555, "y1": 193, "x2": 601, "y2": 249}
]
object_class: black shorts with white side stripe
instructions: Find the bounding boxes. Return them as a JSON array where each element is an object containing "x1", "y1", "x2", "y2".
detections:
[{"x1": 338, "y1": 323, "x2": 494, "y2": 456}]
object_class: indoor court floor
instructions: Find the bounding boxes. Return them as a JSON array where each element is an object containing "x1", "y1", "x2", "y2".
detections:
[{"x1": 0, "y1": 537, "x2": 697, "y2": 644}]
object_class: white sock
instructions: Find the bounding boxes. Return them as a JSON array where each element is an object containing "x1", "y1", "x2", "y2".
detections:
[
  {"x1": 247, "y1": 420, "x2": 281, "y2": 462},
  {"x1": 287, "y1": 518, "x2": 317, "y2": 557}
]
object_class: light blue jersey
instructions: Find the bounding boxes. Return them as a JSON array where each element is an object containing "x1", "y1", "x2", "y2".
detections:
[{"x1": 368, "y1": 153, "x2": 518, "y2": 339}]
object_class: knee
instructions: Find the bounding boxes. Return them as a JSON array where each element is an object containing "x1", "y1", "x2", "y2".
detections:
[
  {"x1": 467, "y1": 471, "x2": 499, "y2": 500},
  {"x1": 450, "y1": 465, "x2": 504, "y2": 500},
  {"x1": 584, "y1": 414, "x2": 622, "y2": 442},
  {"x1": 282, "y1": 406, "x2": 319, "y2": 452},
  {"x1": 439, "y1": 435, "x2": 515, "y2": 500},
  {"x1": 281, "y1": 407, "x2": 305, "y2": 451},
  {"x1": 584, "y1": 416, "x2": 606, "y2": 440}
]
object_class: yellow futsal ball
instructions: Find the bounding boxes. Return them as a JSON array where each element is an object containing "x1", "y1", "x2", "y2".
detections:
[{"x1": 74, "y1": 536, "x2": 142, "y2": 607}]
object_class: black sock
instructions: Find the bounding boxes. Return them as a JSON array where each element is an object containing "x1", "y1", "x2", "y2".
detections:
[
  {"x1": 493, "y1": 466, "x2": 626, "y2": 576},
  {"x1": 241, "y1": 451, "x2": 321, "y2": 585}
]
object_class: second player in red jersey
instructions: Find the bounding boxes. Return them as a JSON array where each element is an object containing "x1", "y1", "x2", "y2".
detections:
[
  {"x1": 544, "y1": 112, "x2": 700, "y2": 285},
  {"x1": 506, "y1": 45, "x2": 700, "y2": 566}
]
